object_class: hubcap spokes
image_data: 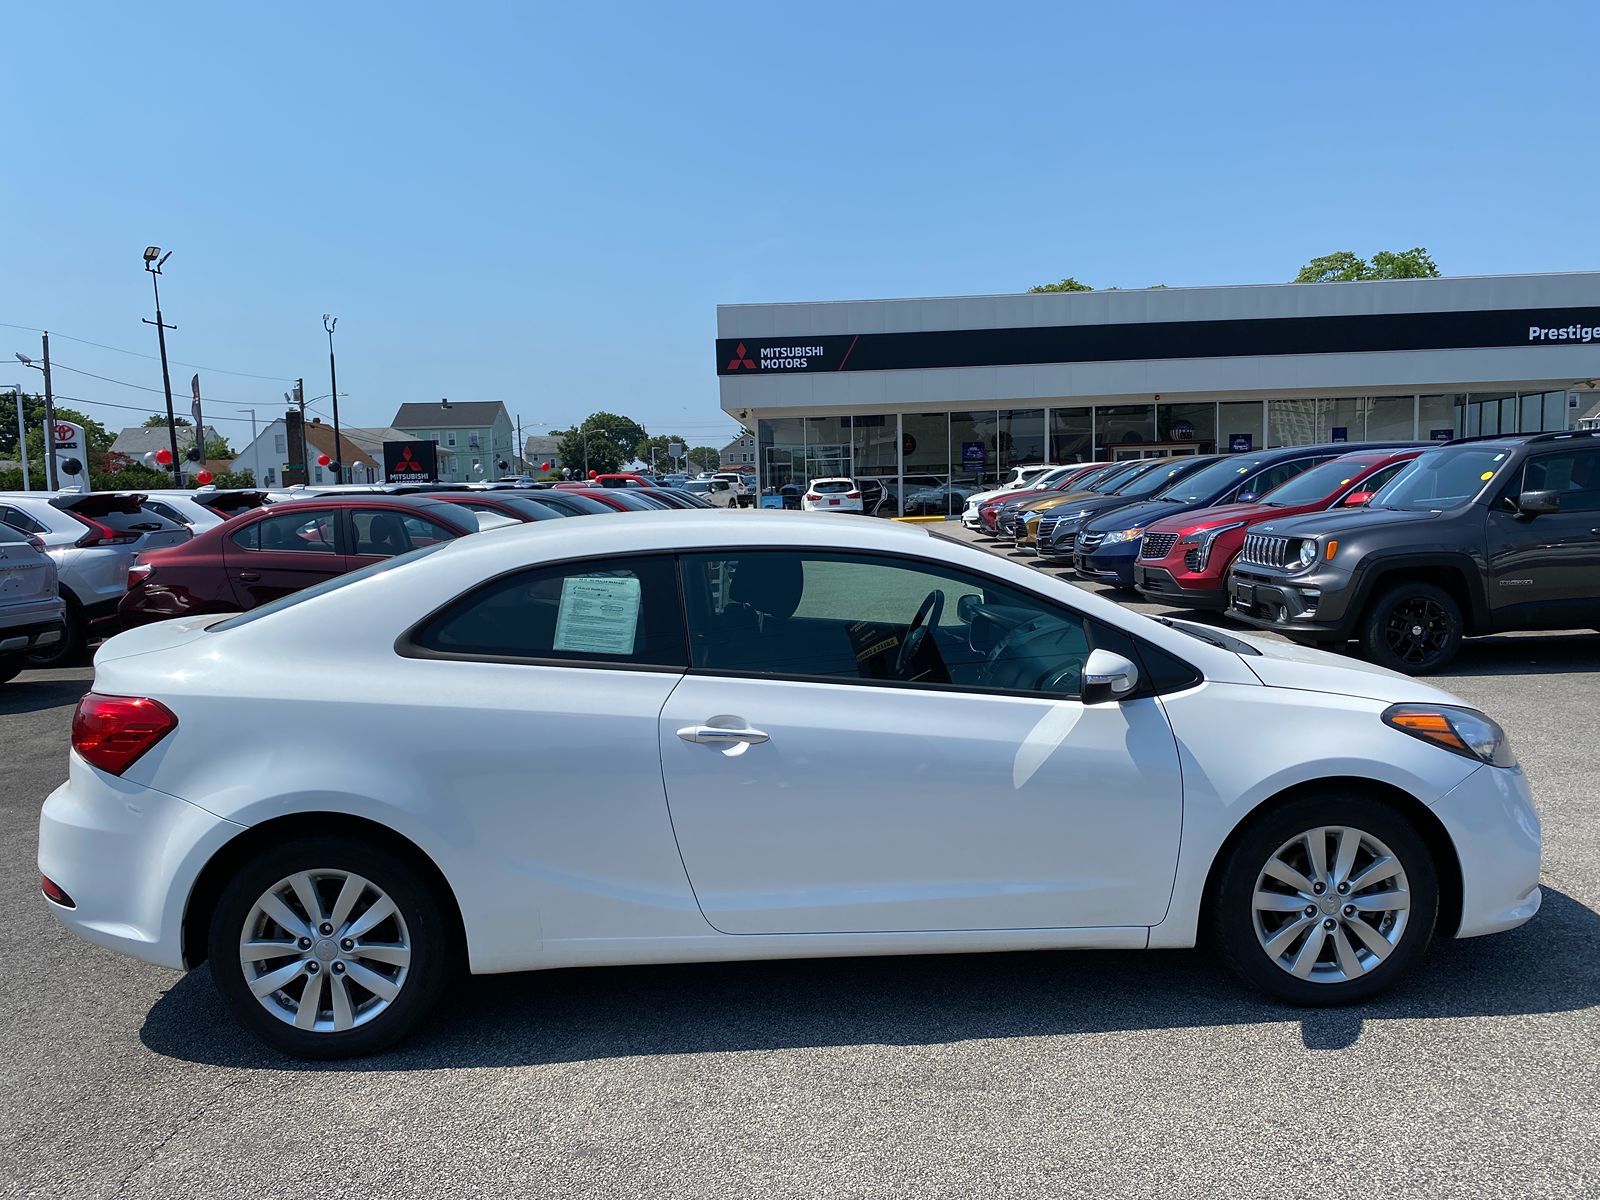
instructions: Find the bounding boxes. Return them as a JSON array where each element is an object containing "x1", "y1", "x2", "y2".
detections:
[
  {"x1": 240, "y1": 870, "x2": 411, "y2": 1033},
  {"x1": 1252, "y1": 826, "x2": 1410, "y2": 984},
  {"x1": 1384, "y1": 598, "x2": 1449, "y2": 664}
]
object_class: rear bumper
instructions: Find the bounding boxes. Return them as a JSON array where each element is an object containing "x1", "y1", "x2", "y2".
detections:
[
  {"x1": 38, "y1": 754, "x2": 245, "y2": 970},
  {"x1": 1433, "y1": 764, "x2": 1542, "y2": 939},
  {"x1": 1134, "y1": 565, "x2": 1228, "y2": 609}
]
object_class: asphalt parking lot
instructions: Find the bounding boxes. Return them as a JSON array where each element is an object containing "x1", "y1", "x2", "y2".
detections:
[{"x1": 4, "y1": 536, "x2": 1599, "y2": 1199}]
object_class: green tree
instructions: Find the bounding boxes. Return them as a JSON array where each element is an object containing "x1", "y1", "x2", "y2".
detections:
[
  {"x1": 555, "y1": 411, "x2": 648, "y2": 476},
  {"x1": 205, "y1": 468, "x2": 256, "y2": 488},
  {"x1": 634, "y1": 433, "x2": 689, "y2": 470},
  {"x1": 1029, "y1": 277, "x2": 1094, "y2": 293},
  {"x1": 686, "y1": 446, "x2": 720, "y2": 472},
  {"x1": 1294, "y1": 248, "x2": 1440, "y2": 283},
  {"x1": 142, "y1": 414, "x2": 192, "y2": 428}
]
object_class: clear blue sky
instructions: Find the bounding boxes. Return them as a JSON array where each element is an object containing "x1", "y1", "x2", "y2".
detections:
[{"x1": 5, "y1": 1, "x2": 1596, "y2": 450}]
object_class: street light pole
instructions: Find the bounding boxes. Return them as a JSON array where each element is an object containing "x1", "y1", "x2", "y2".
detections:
[
  {"x1": 237, "y1": 408, "x2": 258, "y2": 444},
  {"x1": 323, "y1": 315, "x2": 342, "y2": 482},
  {"x1": 39, "y1": 334, "x2": 58, "y2": 490},
  {"x1": 141, "y1": 247, "x2": 182, "y2": 485}
]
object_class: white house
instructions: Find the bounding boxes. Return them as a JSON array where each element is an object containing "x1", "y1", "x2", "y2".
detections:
[{"x1": 230, "y1": 418, "x2": 379, "y2": 487}]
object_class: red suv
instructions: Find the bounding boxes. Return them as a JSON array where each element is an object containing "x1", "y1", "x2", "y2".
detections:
[
  {"x1": 118, "y1": 495, "x2": 485, "y2": 626},
  {"x1": 1132, "y1": 448, "x2": 1424, "y2": 609}
]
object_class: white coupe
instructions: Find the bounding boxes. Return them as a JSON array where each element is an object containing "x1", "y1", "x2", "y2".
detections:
[{"x1": 39, "y1": 511, "x2": 1541, "y2": 1057}]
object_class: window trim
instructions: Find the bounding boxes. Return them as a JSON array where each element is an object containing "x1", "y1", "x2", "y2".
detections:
[{"x1": 231, "y1": 507, "x2": 343, "y2": 555}]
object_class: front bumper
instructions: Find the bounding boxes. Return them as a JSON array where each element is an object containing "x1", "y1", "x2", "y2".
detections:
[
  {"x1": 1074, "y1": 542, "x2": 1140, "y2": 586},
  {"x1": 1226, "y1": 569, "x2": 1342, "y2": 638},
  {"x1": 38, "y1": 754, "x2": 246, "y2": 970},
  {"x1": 1134, "y1": 565, "x2": 1228, "y2": 609},
  {"x1": 1433, "y1": 764, "x2": 1542, "y2": 938}
]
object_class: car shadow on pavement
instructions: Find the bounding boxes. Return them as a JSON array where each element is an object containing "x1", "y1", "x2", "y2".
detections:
[
  {"x1": 0, "y1": 675, "x2": 94, "y2": 716},
  {"x1": 142, "y1": 887, "x2": 1599, "y2": 1072}
]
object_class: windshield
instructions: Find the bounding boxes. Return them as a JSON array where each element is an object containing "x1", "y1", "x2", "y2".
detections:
[
  {"x1": 1369, "y1": 446, "x2": 1507, "y2": 511},
  {"x1": 210, "y1": 542, "x2": 451, "y2": 631},
  {"x1": 1259, "y1": 458, "x2": 1381, "y2": 506},
  {"x1": 1117, "y1": 457, "x2": 1214, "y2": 498},
  {"x1": 1088, "y1": 463, "x2": 1150, "y2": 493},
  {"x1": 812, "y1": 480, "x2": 853, "y2": 493},
  {"x1": 1156, "y1": 455, "x2": 1271, "y2": 503}
]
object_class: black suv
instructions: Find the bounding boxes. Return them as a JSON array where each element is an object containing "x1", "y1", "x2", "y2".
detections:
[{"x1": 1227, "y1": 431, "x2": 1600, "y2": 673}]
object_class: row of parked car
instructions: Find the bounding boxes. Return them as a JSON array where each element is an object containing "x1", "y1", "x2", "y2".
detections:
[
  {"x1": 966, "y1": 429, "x2": 1600, "y2": 674},
  {"x1": 0, "y1": 478, "x2": 734, "y2": 682}
]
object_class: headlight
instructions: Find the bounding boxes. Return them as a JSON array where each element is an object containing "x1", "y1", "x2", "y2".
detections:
[
  {"x1": 1101, "y1": 526, "x2": 1144, "y2": 545},
  {"x1": 1383, "y1": 704, "x2": 1518, "y2": 768},
  {"x1": 1295, "y1": 539, "x2": 1319, "y2": 568},
  {"x1": 1178, "y1": 520, "x2": 1246, "y2": 570}
]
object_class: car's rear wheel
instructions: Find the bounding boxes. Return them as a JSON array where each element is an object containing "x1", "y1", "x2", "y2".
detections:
[
  {"x1": 1359, "y1": 582, "x2": 1463, "y2": 675},
  {"x1": 25, "y1": 600, "x2": 84, "y2": 669},
  {"x1": 1214, "y1": 792, "x2": 1438, "y2": 1005},
  {"x1": 207, "y1": 837, "x2": 453, "y2": 1059}
]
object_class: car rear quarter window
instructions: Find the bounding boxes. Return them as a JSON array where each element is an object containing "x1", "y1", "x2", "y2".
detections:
[
  {"x1": 0, "y1": 505, "x2": 49, "y2": 535},
  {"x1": 408, "y1": 555, "x2": 687, "y2": 669}
]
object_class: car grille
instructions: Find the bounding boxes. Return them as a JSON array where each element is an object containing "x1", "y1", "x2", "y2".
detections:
[
  {"x1": 1140, "y1": 533, "x2": 1178, "y2": 560},
  {"x1": 1239, "y1": 532, "x2": 1292, "y2": 568},
  {"x1": 1000, "y1": 511, "x2": 1020, "y2": 536},
  {"x1": 1036, "y1": 512, "x2": 1062, "y2": 540},
  {"x1": 1077, "y1": 531, "x2": 1107, "y2": 552}
]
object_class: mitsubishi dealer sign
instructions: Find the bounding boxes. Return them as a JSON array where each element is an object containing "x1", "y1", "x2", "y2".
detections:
[{"x1": 383, "y1": 440, "x2": 439, "y2": 483}]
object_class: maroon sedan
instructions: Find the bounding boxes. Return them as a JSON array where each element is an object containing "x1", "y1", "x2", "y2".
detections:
[{"x1": 118, "y1": 495, "x2": 486, "y2": 626}]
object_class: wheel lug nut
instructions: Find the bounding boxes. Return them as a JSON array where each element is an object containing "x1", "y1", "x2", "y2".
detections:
[
  {"x1": 340, "y1": 938, "x2": 354, "y2": 952},
  {"x1": 297, "y1": 937, "x2": 312, "y2": 950},
  {"x1": 305, "y1": 961, "x2": 320, "y2": 974},
  {"x1": 1322, "y1": 918, "x2": 1336, "y2": 930},
  {"x1": 1336, "y1": 882, "x2": 1350, "y2": 895},
  {"x1": 1312, "y1": 882, "x2": 1326, "y2": 895},
  {"x1": 1303, "y1": 904, "x2": 1317, "y2": 917},
  {"x1": 331, "y1": 962, "x2": 345, "y2": 975},
  {"x1": 1343, "y1": 905, "x2": 1356, "y2": 917},
  {"x1": 319, "y1": 922, "x2": 333, "y2": 935}
]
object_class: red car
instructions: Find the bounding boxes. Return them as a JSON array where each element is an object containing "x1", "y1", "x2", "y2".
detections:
[
  {"x1": 118, "y1": 495, "x2": 487, "y2": 626},
  {"x1": 1132, "y1": 448, "x2": 1424, "y2": 609}
]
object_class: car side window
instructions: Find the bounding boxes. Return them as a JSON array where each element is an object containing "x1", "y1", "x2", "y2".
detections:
[
  {"x1": 1356, "y1": 462, "x2": 1409, "y2": 494},
  {"x1": 0, "y1": 505, "x2": 47, "y2": 535},
  {"x1": 1519, "y1": 448, "x2": 1600, "y2": 513},
  {"x1": 143, "y1": 500, "x2": 191, "y2": 526},
  {"x1": 409, "y1": 555, "x2": 686, "y2": 668},
  {"x1": 350, "y1": 508, "x2": 457, "y2": 557},
  {"x1": 1243, "y1": 459, "x2": 1321, "y2": 500},
  {"x1": 232, "y1": 510, "x2": 339, "y2": 553},
  {"x1": 680, "y1": 549, "x2": 1129, "y2": 700}
]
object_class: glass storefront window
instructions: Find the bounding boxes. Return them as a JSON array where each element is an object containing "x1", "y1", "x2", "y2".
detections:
[
  {"x1": 1322, "y1": 398, "x2": 1365, "y2": 444},
  {"x1": 1367, "y1": 396, "x2": 1418, "y2": 442},
  {"x1": 1095, "y1": 405, "x2": 1155, "y2": 457},
  {"x1": 1219, "y1": 401, "x2": 1264, "y2": 454},
  {"x1": 803, "y1": 416, "x2": 850, "y2": 485},
  {"x1": 850, "y1": 414, "x2": 897, "y2": 496},
  {"x1": 899, "y1": 412, "x2": 950, "y2": 517},
  {"x1": 948, "y1": 410, "x2": 997, "y2": 514},
  {"x1": 1267, "y1": 398, "x2": 1318, "y2": 447},
  {"x1": 1417, "y1": 395, "x2": 1458, "y2": 442},
  {"x1": 1544, "y1": 391, "x2": 1569, "y2": 432},
  {"x1": 998, "y1": 409, "x2": 1046, "y2": 475},
  {"x1": 1156, "y1": 402, "x2": 1218, "y2": 452},
  {"x1": 1049, "y1": 407, "x2": 1093, "y2": 463},
  {"x1": 759, "y1": 418, "x2": 805, "y2": 491}
]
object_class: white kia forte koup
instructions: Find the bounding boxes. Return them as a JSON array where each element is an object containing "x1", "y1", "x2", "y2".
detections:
[{"x1": 39, "y1": 511, "x2": 1541, "y2": 1058}]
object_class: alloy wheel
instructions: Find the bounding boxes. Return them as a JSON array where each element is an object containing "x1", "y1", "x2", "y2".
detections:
[
  {"x1": 1383, "y1": 596, "x2": 1452, "y2": 667},
  {"x1": 238, "y1": 870, "x2": 412, "y2": 1033},
  {"x1": 1251, "y1": 826, "x2": 1411, "y2": 983}
]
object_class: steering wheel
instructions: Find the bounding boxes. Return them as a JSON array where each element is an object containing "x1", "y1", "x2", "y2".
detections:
[{"x1": 894, "y1": 589, "x2": 945, "y2": 678}]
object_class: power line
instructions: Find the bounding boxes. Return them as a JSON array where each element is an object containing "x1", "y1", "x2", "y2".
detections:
[
  {"x1": 44, "y1": 391, "x2": 258, "y2": 427},
  {"x1": 0, "y1": 320, "x2": 295, "y2": 381}
]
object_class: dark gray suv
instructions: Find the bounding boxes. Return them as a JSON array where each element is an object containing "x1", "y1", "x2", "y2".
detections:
[{"x1": 1226, "y1": 431, "x2": 1600, "y2": 673}]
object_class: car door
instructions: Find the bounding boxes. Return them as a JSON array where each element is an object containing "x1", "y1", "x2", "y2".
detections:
[
  {"x1": 225, "y1": 507, "x2": 347, "y2": 608},
  {"x1": 660, "y1": 549, "x2": 1184, "y2": 935},
  {"x1": 1486, "y1": 446, "x2": 1600, "y2": 629}
]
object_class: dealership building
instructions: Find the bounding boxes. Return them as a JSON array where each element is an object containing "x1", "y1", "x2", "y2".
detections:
[{"x1": 716, "y1": 271, "x2": 1600, "y2": 514}]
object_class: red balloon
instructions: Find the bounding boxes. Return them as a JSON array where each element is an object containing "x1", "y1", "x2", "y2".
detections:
[
  {"x1": 588, "y1": 469, "x2": 598, "y2": 479},
  {"x1": 317, "y1": 453, "x2": 332, "y2": 467},
  {"x1": 541, "y1": 461, "x2": 551, "y2": 470},
  {"x1": 154, "y1": 447, "x2": 173, "y2": 465},
  {"x1": 194, "y1": 470, "x2": 214, "y2": 485}
]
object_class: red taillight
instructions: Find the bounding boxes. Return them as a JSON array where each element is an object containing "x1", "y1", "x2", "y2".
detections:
[
  {"x1": 69, "y1": 513, "x2": 138, "y2": 547},
  {"x1": 847, "y1": 491, "x2": 860, "y2": 499},
  {"x1": 127, "y1": 562, "x2": 154, "y2": 588},
  {"x1": 805, "y1": 493, "x2": 820, "y2": 502},
  {"x1": 41, "y1": 875, "x2": 75, "y2": 908},
  {"x1": 71, "y1": 693, "x2": 178, "y2": 775}
]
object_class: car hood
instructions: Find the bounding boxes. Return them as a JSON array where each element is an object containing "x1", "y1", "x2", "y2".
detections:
[
  {"x1": 1030, "y1": 490, "x2": 1155, "y2": 523},
  {"x1": 1232, "y1": 631, "x2": 1465, "y2": 705},
  {"x1": 1146, "y1": 500, "x2": 1288, "y2": 535},
  {"x1": 1080, "y1": 497, "x2": 1188, "y2": 533},
  {"x1": 95, "y1": 612, "x2": 222, "y2": 664},
  {"x1": 1246, "y1": 505, "x2": 1449, "y2": 540}
]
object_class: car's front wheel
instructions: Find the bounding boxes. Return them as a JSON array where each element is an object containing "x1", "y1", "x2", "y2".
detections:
[
  {"x1": 1359, "y1": 581, "x2": 1463, "y2": 675},
  {"x1": 1214, "y1": 793, "x2": 1439, "y2": 1005},
  {"x1": 207, "y1": 837, "x2": 453, "y2": 1059}
]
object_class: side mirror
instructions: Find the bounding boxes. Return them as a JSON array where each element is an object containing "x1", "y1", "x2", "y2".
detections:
[
  {"x1": 1342, "y1": 490, "x2": 1374, "y2": 507},
  {"x1": 1236, "y1": 491, "x2": 1259, "y2": 504},
  {"x1": 1517, "y1": 489, "x2": 1561, "y2": 516},
  {"x1": 956, "y1": 593, "x2": 981, "y2": 623},
  {"x1": 1082, "y1": 648, "x2": 1140, "y2": 705}
]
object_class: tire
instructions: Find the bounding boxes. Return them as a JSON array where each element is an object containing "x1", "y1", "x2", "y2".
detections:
[
  {"x1": 207, "y1": 836, "x2": 455, "y2": 1059},
  {"x1": 25, "y1": 601, "x2": 84, "y2": 669},
  {"x1": 1358, "y1": 581, "x2": 1463, "y2": 675},
  {"x1": 1213, "y1": 791, "x2": 1439, "y2": 1006}
]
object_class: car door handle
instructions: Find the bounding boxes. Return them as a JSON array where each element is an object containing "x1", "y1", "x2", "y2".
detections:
[
  {"x1": 676, "y1": 724, "x2": 769, "y2": 745},
  {"x1": 238, "y1": 571, "x2": 261, "y2": 581}
]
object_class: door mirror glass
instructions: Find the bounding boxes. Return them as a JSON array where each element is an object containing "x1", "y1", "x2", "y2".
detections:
[
  {"x1": 1081, "y1": 649, "x2": 1139, "y2": 704},
  {"x1": 1517, "y1": 489, "x2": 1561, "y2": 516},
  {"x1": 1342, "y1": 490, "x2": 1375, "y2": 507},
  {"x1": 956, "y1": 592, "x2": 981, "y2": 623},
  {"x1": 1236, "y1": 491, "x2": 1259, "y2": 504}
]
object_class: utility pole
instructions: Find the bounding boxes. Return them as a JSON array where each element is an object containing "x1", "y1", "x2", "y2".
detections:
[
  {"x1": 323, "y1": 315, "x2": 342, "y2": 482},
  {"x1": 141, "y1": 247, "x2": 182, "y2": 484},
  {"x1": 516, "y1": 414, "x2": 523, "y2": 474},
  {"x1": 39, "y1": 334, "x2": 58, "y2": 490},
  {"x1": 295, "y1": 379, "x2": 308, "y2": 477}
]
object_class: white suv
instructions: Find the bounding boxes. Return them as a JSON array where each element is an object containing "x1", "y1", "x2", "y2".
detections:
[
  {"x1": 710, "y1": 473, "x2": 755, "y2": 508},
  {"x1": 0, "y1": 492, "x2": 189, "y2": 666}
]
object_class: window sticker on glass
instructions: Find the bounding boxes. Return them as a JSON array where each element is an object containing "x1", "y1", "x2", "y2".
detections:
[{"x1": 553, "y1": 574, "x2": 641, "y2": 655}]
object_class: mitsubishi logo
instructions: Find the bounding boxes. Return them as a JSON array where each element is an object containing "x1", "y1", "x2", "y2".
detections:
[
  {"x1": 726, "y1": 342, "x2": 756, "y2": 371},
  {"x1": 393, "y1": 446, "x2": 425, "y2": 473}
]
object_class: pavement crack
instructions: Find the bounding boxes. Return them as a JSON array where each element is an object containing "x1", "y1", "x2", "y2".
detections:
[{"x1": 109, "y1": 1075, "x2": 242, "y2": 1198}]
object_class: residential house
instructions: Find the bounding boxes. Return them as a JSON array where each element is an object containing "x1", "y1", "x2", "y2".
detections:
[
  {"x1": 523, "y1": 434, "x2": 562, "y2": 473},
  {"x1": 391, "y1": 401, "x2": 515, "y2": 482},
  {"x1": 720, "y1": 431, "x2": 756, "y2": 470},
  {"x1": 110, "y1": 425, "x2": 228, "y2": 480},
  {"x1": 229, "y1": 417, "x2": 379, "y2": 488}
]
